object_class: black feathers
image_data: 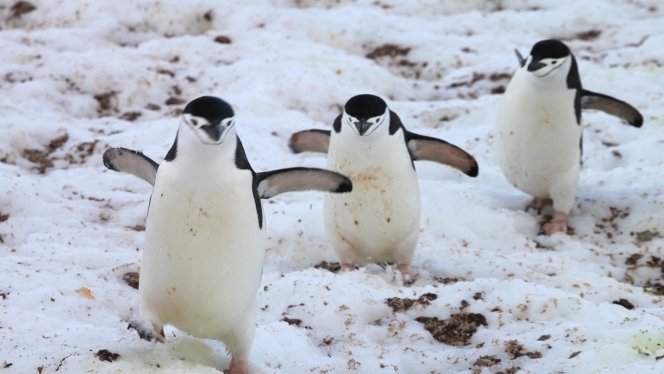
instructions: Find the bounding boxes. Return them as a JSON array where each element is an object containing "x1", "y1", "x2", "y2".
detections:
[
  {"x1": 344, "y1": 94, "x2": 387, "y2": 119},
  {"x1": 529, "y1": 39, "x2": 570, "y2": 60},
  {"x1": 164, "y1": 134, "x2": 178, "y2": 162},
  {"x1": 234, "y1": 137, "x2": 263, "y2": 229},
  {"x1": 183, "y1": 96, "x2": 235, "y2": 125}
]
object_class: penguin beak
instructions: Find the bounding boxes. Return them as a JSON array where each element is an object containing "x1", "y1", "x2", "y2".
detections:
[
  {"x1": 527, "y1": 59, "x2": 546, "y2": 72},
  {"x1": 200, "y1": 123, "x2": 225, "y2": 143},
  {"x1": 356, "y1": 119, "x2": 372, "y2": 136}
]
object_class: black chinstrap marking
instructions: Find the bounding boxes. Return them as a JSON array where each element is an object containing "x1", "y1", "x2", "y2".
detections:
[
  {"x1": 164, "y1": 134, "x2": 178, "y2": 162},
  {"x1": 234, "y1": 137, "x2": 263, "y2": 229}
]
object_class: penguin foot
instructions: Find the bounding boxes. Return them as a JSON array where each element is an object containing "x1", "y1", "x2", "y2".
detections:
[
  {"x1": 228, "y1": 357, "x2": 248, "y2": 374},
  {"x1": 151, "y1": 323, "x2": 166, "y2": 343},
  {"x1": 340, "y1": 263, "x2": 356, "y2": 272},
  {"x1": 542, "y1": 212, "x2": 567, "y2": 235},
  {"x1": 526, "y1": 197, "x2": 553, "y2": 214},
  {"x1": 398, "y1": 264, "x2": 418, "y2": 285}
]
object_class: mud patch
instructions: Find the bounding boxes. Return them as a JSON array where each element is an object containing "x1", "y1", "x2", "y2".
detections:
[
  {"x1": 594, "y1": 206, "x2": 630, "y2": 240},
  {"x1": 631, "y1": 229, "x2": 661, "y2": 245},
  {"x1": 575, "y1": 30, "x2": 602, "y2": 40},
  {"x1": 473, "y1": 355, "x2": 501, "y2": 368},
  {"x1": 366, "y1": 44, "x2": 411, "y2": 59},
  {"x1": 314, "y1": 260, "x2": 342, "y2": 273},
  {"x1": 281, "y1": 317, "x2": 303, "y2": 327},
  {"x1": 94, "y1": 92, "x2": 118, "y2": 116},
  {"x1": 385, "y1": 293, "x2": 437, "y2": 312},
  {"x1": 95, "y1": 349, "x2": 119, "y2": 362},
  {"x1": 9, "y1": 1, "x2": 36, "y2": 19},
  {"x1": 612, "y1": 298, "x2": 635, "y2": 310},
  {"x1": 214, "y1": 35, "x2": 232, "y2": 44},
  {"x1": 624, "y1": 254, "x2": 664, "y2": 295},
  {"x1": 123, "y1": 272, "x2": 139, "y2": 289},
  {"x1": 434, "y1": 276, "x2": 466, "y2": 284},
  {"x1": 415, "y1": 313, "x2": 487, "y2": 346},
  {"x1": 504, "y1": 340, "x2": 542, "y2": 359},
  {"x1": 446, "y1": 71, "x2": 512, "y2": 97},
  {"x1": 20, "y1": 132, "x2": 72, "y2": 173}
]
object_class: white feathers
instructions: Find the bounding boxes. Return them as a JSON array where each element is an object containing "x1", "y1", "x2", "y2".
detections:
[
  {"x1": 140, "y1": 128, "x2": 264, "y2": 364},
  {"x1": 494, "y1": 56, "x2": 581, "y2": 215},
  {"x1": 324, "y1": 116, "x2": 420, "y2": 265}
]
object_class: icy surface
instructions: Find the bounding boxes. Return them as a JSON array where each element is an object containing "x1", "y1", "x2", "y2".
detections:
[{"x1": 1, "y1": 1, "x2": 663, "y2": 373}]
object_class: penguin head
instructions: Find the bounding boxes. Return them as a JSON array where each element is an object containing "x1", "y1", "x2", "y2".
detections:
[
  {"x1": 342, "y1": 94, "x2": 389, "y2": 136},
  {"x1": 521, "y1": 39, "x2": 573, "y2": 85},
  {"x1": 181, "y1": 96, "x2": 236, "y2": 145}
]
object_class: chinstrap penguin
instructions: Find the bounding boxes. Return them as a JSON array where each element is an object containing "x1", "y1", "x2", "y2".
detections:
[
  {"x1": 103, "y1": 96, "x2": 352, "y2": 374},
  {"x1": 494, "y1": 39, "x2": 643, "y2": 235},
  {"x1": 288, "y1": 94, "x2": 478, "y2": 281}
]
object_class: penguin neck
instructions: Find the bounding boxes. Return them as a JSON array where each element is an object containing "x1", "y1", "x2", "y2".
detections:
[{"x1": 330, "y1": 121, "x2": 402, "y2": 171}]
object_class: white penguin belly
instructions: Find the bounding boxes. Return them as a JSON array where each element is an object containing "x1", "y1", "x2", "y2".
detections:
[
  {"x1": 140, "y1": 165, "x2": 264, "y2": 339},
  {"x1": 324, "y1": 135, "x2": 420, "y2": 264},
  {"x1": 494, "y1": 80, "x2": 581, "y2": 199}
]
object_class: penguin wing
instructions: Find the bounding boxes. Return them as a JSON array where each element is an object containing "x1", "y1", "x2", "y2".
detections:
[
  {"x1": 581, "y1": 89, "x2": 643, "y2": 127},
  {"x1": 103, "y1": 147, "x2": 159, "y2": 185},
  {"x1": 256, "y1": 167, "x2": 352, "y2": 199},
  {"x1": 288, "y1": 130, "x2": 331, "y2": 154},
  {"x1": 405, "y1": 132, "x2": 479, "y2": 177}
]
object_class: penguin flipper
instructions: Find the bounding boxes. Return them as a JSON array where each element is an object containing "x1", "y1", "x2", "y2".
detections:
[
  {"x1": 288, "y1": 130, "x2": 331, "y2": 154},
  {"x1": 257, "y1": 167, "x2": 352, "y2": 199},
  {"x1": 103, "y1": 147, "x2": 159, "y2": 185},
  {"x1": 581, "y1": 89, "x2": 643, "y2": 127},
  {"x1": 405, "y1": 132, "x2": 479, "y2": 177}
]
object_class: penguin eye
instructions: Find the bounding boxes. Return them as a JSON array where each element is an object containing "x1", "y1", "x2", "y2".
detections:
[{"x1": 191, "y1": 118, "x2": 199, "y2": 126}]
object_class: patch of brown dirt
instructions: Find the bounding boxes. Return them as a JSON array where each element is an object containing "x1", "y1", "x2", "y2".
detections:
[
  {"x1": 612, "y1": 298, "x2": 635, "y2": 310},
  {"x1": 10, "y1": 1, "x2": 36, "y2": 19},
  {"x1": 95, "y1": 349, "x2": 119, "y2": 362},
  {"x1": 385, "y1": 293, "x2": 437, "y2": 312},
  {"x1": 122, "y1": 272, "x2": 139, "y2": 289},
  {"x1": 21, "y1": 133, "x2": 69, "y2": 173},
  {"x1": 504, "y1": 340, "x2": 542, "y2": 359},
  {"x1": 314, "y1": 261, "x2": 342, "y2": 273},
  {"x1": 365, "y1": 44, "x2": 411, "y2": 59},
  {"x1": 415, "y1": 313, "x2": 487, "y2": 346}
]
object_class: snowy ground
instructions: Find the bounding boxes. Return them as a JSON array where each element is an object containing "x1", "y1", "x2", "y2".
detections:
[{"x1": 1, "y1": 0, "x2": 664, "y2": 373}]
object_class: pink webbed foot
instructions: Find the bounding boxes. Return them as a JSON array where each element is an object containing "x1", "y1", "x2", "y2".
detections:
[
  {"x1": 340, "y1": 263, "x2": 355, "y2": 272},
  {"x1": 152, "y1": 323, "x2": 165, "y2": 343},
  {"x1": 228, "y1": 357, "x2": 249, "y2": 374},
  {"x1": 526, "y1": 197, "x2": 553, "y2": 214},
  {"x1": 542, "y1": 212, "x2": 567, "y2": 235},
  {"x1": 397, "y1": 264, "x2": 418, "y2": 285}
]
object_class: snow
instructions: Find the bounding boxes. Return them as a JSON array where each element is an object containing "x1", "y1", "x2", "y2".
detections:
[{"x1": 1, "y1": 0, "x2": 663, "y2": 373}]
